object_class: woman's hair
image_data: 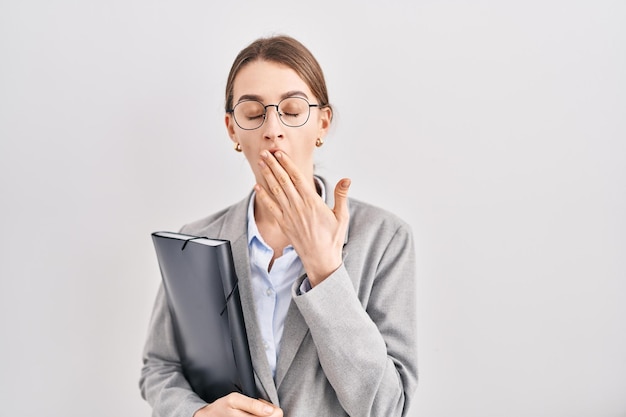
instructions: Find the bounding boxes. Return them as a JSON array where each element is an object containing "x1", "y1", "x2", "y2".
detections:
[{"x1": 225, "y1": 35, "x2": 331, "y2": 116}]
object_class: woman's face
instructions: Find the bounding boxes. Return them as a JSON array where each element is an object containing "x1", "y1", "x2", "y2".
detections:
[{"x1": 225, "y1": 60, "x2": 331, "y2": 188}]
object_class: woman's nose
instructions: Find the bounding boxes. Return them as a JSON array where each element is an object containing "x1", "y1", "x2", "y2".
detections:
[{"x1": 262, "y1": 106, "x2": 284, "y2": 138}]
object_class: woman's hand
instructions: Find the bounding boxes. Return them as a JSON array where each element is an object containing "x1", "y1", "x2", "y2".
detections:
[
  {"x1": 193, "y1": 393, "x2": 283, "y2": 417},
  {"x1": 255, "y1": 150, "x2": 351, "y2": 287}
]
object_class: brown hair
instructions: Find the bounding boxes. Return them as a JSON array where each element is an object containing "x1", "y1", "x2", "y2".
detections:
[{"x1": 225, "y1": 35, "x2": 331, "y2": 116}]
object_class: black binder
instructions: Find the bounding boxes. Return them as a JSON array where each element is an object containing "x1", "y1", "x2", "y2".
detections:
[{"x1": 151, "y1": 231, "x2": 257, "y2": 402}]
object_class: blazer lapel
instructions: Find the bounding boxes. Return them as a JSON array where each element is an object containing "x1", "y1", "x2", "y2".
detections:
[
  {"x1": 274, "y1": 285, "x2": 309, "y2": 387},
  {"x1": 217, "y1": 196, "x2": 279, "y2": 404}
]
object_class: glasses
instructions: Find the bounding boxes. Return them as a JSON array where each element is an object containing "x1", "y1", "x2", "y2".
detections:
[{"x1": 227, "y1": 96, "x2": 320, "y2": 130}]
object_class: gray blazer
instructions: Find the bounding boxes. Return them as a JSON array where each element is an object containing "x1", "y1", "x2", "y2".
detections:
[{"x1": 140, "y1": 187, "x2": 418, "y2": 417}]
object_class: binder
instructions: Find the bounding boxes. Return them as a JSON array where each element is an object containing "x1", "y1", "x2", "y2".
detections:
[{"x1": 151, "y1": 231, "x2": 257, "y2": 402}]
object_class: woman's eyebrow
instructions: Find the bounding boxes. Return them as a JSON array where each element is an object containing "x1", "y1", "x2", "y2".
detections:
[
  {"x1": 236, "y1": 94, "x2": 263, "y2": 102},
  {"x1": 235, "y1": 91, "x2": 310, "y2": 103},
  {"x1": 281, "y1": 90, "x2": 309, "y2": 100}
]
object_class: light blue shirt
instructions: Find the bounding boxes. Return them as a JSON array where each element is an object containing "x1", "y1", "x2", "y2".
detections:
[{"x1": 246, "y1": 178, "x2": 325, "y2": 378}]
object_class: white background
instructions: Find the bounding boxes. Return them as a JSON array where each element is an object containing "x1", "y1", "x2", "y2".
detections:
[{"x1": 1, "y1": 1, "x2": 625, "y2": 416}]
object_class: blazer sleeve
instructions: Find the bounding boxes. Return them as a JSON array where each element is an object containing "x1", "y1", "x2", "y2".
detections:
[
  {"x1": 139, "y1": 284, "x2": 208, "y2": 417},
  {"x1": 293, "y1": 222, "x2": 418, "y2": 417}
]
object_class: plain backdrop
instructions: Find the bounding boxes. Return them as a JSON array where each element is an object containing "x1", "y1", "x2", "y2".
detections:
[{"x1": 1, "y1": 1, "x2": 625, "y2": 416}]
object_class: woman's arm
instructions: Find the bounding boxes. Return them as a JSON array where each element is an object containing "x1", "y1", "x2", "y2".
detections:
[
  {"x1": 254, "y1": 150, "x2": 418, "y2": 415},
  {"x1": 293, "y1": 224, "x2": 418, "y2": 417}
]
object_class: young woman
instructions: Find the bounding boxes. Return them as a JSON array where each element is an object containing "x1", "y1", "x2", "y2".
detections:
[{"x1": 140, "y1": 35, "x2": 418, "y2": 417}]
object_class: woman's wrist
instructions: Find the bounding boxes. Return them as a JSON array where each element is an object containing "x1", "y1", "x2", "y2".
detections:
[{"x1": 305, "y1": 258, "x2": 342, "y2": 287}]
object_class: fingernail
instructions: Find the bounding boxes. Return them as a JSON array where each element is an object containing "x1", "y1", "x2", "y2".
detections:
[
  {"x1": 263, "y1": 405, "x2": 274, "y2": 414},
  {"x1": 275, "y1": 151, "x2": 282, "y2": 159}
]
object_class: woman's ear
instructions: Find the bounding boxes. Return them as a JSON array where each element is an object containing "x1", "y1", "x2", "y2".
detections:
[
  {"x1": 318, "y1": 106, "x2": 332, "y2": 139},
  {"x1": 225, "y1": 113, "x2": 237, "y2": 143}
]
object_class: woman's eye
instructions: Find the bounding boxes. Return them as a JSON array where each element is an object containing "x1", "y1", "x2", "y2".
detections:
[{"x1": 242, "y1": 110, "x2": 264, "y2": 120}]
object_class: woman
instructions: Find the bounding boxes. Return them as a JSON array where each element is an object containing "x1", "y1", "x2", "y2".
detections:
[{"x1": 140, "y1": 35, "x2": 418, "y2": 417}]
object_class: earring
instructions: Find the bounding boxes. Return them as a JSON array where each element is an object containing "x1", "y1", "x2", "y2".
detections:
[
  {"x1": 315, "y1": 138, "x2": 324, "y2": 147},
  {"x1": 234, "y1": 143, "x2": 242, "y2": 152}
]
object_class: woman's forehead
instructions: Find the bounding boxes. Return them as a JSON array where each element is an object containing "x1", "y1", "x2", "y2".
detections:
[{"x1": 232, "y1": 60, "x2": 313, "y2": 102}]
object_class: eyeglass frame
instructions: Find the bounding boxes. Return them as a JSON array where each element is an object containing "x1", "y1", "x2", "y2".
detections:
[{"x1": 226, "y1": 96, "x2": 322, "y2": 130}]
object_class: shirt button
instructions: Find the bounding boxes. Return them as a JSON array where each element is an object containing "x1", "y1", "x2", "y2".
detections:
[
  {"x1": 263, "y1": 341, "x2": 270, "y2": 350},
  {"x1": 265, "y1": 288, "x2": 273, "y2": 296}
]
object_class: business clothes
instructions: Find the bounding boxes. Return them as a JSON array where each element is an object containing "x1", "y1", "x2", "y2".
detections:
[{"x1": 140, "y1": 183, "x2": 418, "y2": 417}]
